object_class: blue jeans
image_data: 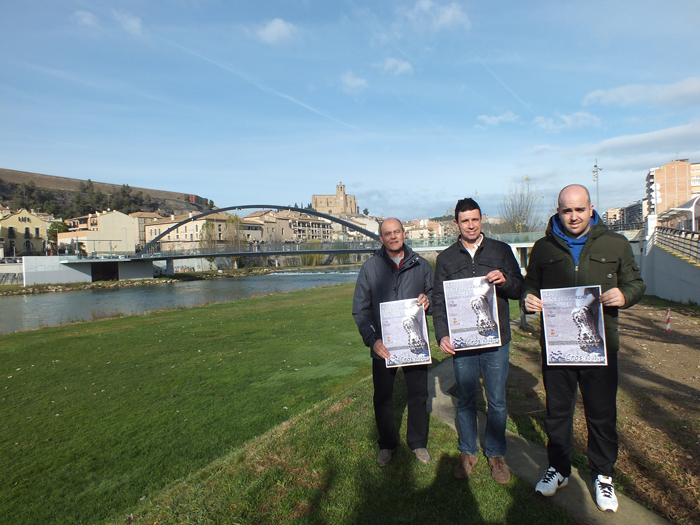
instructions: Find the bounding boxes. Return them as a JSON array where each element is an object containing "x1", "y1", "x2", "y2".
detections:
[{"x1": 453, "y1": 343, "x2": 509, "y2": 457}]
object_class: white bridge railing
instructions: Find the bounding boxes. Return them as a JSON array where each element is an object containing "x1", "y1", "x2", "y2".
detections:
[{"x1": 650, "y1": 227, "x2": 700, "y2": 264}]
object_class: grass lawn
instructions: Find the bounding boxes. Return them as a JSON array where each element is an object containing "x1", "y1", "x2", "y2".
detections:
[
  {"x1": 107, "y1": 373, "x2": 571, "y2": 525},
  {"x1": 1, "y1": 284, "x2": 369, "y2": 524},
  {"x1": 2, "y1": 284, "x2": 568, "y2": 524}
]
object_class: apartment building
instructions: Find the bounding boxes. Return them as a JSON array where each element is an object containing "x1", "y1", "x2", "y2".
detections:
[
  {"x1": 646, "y1": 159, "x2": 700, "y2": 215},
  {"x1": 144, "y1": 211, "x2": 233, "y2": 251},
  {"x1": 0, "y1": 208, "x2": 51, "y2": 257},
  {"x1": 130, "y1": 211, "x2": 165, "y2": 251},
  {"x1": 59, "y1": 210, "x2": 137, "y2": 255}
]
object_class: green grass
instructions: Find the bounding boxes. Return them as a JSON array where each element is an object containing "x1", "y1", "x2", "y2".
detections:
[
  {"x1": 1, "y1": 284, "x2": 369, "y2": 524},
  {"x1": 105, "y1": 372, "x2": 571, "y2": 525},
  {"x1": 2, "y1": 283, "x2": 570, "y2": 524}
]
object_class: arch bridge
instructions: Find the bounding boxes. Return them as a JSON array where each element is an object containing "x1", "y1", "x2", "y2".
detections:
[{"x1": 136, "y1": 204, "x2": 381, "y2": 259}]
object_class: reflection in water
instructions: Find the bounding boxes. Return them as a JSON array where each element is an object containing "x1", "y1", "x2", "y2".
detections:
[{"x1": 1, "y1": 271, "x2": 359, "y2": 334}]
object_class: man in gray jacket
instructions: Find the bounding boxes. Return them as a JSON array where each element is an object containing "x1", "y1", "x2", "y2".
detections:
[{"x1": 352, "y1": 218, "x2": 434, "y2": 466}]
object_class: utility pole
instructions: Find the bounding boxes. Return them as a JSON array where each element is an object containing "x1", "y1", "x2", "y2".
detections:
[{"x1": 592, "y1": 159, "x2": 602, "y2": 212}]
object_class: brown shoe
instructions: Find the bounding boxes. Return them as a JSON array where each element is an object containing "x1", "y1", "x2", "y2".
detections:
[
  {"x1": 488, "y1": 456, "x2": 511, "y2": 484},
  {"x1": 453, "y1": 452, "x2": 478, "y2": 479}
]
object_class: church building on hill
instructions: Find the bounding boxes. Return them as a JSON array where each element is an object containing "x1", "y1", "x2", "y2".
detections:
[{"x1": 311, "y1": 182, "x2": 358, "y2": 217}]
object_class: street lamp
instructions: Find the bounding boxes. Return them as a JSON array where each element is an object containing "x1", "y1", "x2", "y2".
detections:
[{"x1": 592, "y1": 159, "x2": 602, "y2": 213}]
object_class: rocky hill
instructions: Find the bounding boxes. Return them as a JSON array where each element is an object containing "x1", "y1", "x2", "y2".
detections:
[{"x1": 0, "y1": 168, "x2": 212, "y2": 218}]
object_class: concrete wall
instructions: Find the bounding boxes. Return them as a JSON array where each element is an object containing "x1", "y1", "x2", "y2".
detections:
[
  {"x1": 0, "y1": 262, "x2": 23, "y2": 274},
  {"x1": 118, "y1": 260, "x2": 154, "y2": 280},
  {"x1": 23, "y1": 256, "x2": 92, "y2": 286},
  {"x1": 640, "y1": 245, "x2": 700, "y2": 304}
]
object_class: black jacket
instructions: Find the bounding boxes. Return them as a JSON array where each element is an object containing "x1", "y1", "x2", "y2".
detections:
[
  {"x1": 352, "y1": 244, "x2": 434, "y2": 358},
  {"x1": 521, "y1": 216, "x2": 645, "y2": 352},
  {"x1": 432, "y1": 235, "x2": 523, "y2": 346}
]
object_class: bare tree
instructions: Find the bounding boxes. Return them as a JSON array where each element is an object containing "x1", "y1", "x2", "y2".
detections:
[
  {"x1": 198, "y1": 221, "x2": 218, "y2": 269},
  {"x1": 498, "y1": 176, "x2": 544, "y2": 233},
  {"x1": 223, "y1": 214, "x2": 244, "y2": 268}
]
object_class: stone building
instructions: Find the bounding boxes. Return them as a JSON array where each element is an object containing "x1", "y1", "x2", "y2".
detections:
[{"x1": 311, "y1": 183, "x2": 359, "y2": 217}]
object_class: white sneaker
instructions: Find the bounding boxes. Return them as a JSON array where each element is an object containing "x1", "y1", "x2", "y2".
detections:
[
  {"x1": 535, "y1": 466, "x2": 569, "y2": 496},
  {"x1": 595, "y1": 475, "x2": 618, "y2": 512}
]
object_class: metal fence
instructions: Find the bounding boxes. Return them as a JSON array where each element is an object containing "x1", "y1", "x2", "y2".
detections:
[{"x1": 652, "y1": 227, "x2": 700, "y2": 263}]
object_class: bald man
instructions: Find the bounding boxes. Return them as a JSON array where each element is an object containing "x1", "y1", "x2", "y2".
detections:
[
  {"x1": 522, "y1": 184, "x2": 645, "y2": 512},
  {"x1": 352, "y1": 218, "x2": 434, "y2": 467}
]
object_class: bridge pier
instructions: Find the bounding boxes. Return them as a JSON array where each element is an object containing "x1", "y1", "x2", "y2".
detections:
[{"x1": 166, "y1": 259, "x2": 174, "y2": 276}]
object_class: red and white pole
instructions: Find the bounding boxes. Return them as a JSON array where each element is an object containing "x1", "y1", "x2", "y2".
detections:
[{"x1": 666, "y1": 309, "x2": 671, "y2": 335}]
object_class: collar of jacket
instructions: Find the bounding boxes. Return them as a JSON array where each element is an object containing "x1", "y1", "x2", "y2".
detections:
[
  {"x1": 456, "y1": 233, "x2": 488, "y2": 255},
  {"x1": 377, "y1": 243, "x2": 418, "y2": 269},
  {"x1": 545, "y1": 210, "x2": 608, "y2": 249}
]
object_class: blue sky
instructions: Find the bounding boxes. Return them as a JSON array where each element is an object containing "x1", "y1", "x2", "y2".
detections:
[{"x1": 2, "y1": 1, "x2": 699, "y2": 220}]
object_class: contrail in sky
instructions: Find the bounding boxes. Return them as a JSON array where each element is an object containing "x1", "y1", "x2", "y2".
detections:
[
  {"x1": 477, "y1": 56, "x2": 538, "y2": 117},
  {"x1": 161, "y1": 38, "x2": 363, "y2": 133}
]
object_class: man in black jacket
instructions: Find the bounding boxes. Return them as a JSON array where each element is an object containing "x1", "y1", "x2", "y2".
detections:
[
  {"x1": 432, "y1": 198, "x2": 523, "y2": 484},
  {"x1": 352, "y1": 218, "x2": 434, "y2": 467},
  {"x1": 522, "y1": 184, "x2": 645, "y2": 512}
]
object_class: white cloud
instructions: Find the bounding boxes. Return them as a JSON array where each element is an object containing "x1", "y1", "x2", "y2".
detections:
[
  {"x1": 341, "y1": 71, "x2": 367, "y2": 95},
  {"x1": 256, "y1": 18, "x2": 296, "y2": 45},
  {"x1": 476, "y1": 111, "x2": 519, "y2": 126},
  {"x1": 527, "y1": 145, "x2": 561, "y2": 155},
  {"x1": 111, "y1": 10, "x2": 142, "y2": 36},
  {"x1": 400, "y1": 0, "x2": 471, "y2": 31},
  {"x1": 583, "y1": 78, "x2": 700, "y2": 108},
  {"x1": 72, "y1": 11, "x2": 99, "y2": 28},
  {"x1": 590, "y1": 121, "x2": 700, "y2": 156},
  {"x1": 534, "y1": 112, "x2": 601, "y2": 132},
  {"x1": 376, "y1": 57, "x2": 413, "y2": 75}
]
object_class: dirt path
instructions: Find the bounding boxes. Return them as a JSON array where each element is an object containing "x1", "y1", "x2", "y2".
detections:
[{"x1": 506, "y1": 302, "x2": 700, "y2": 524}]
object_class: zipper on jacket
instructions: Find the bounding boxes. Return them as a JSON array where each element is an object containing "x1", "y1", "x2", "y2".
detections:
[{"x1": 575, "y1": 264, "x2": 578, "y2": 285}]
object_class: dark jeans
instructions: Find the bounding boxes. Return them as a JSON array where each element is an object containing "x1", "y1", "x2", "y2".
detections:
[
  {"x1": 542, "y1": 350, "x2": 619, "y2": 478},
  {"x1": 453, "y1": 343, "x2": 510, "y2": 457},
  {"x1": 372, "y1": 358, "x2": 428, "y2": 450}
]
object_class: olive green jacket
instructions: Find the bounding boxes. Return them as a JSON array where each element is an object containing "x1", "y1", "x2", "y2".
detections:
[{"x1": 521, "y1": 217, "x2": 646, "y2": 352}]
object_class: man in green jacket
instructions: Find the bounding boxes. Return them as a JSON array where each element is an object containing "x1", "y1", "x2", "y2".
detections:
[{"x1": 522, "y1": 184, "x2": 645, "y2": 513}]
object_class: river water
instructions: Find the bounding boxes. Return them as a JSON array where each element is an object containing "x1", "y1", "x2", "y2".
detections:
[{"x1": 0, "y1": 270, "x2": 359, "y2": 334}]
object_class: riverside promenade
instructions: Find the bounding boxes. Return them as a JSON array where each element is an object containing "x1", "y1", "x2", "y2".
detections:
[{"x1": 427, "y1": 340, "x2": 670, "y2": 525}]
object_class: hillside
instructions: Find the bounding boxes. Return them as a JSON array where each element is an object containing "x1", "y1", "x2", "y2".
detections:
[{"x1": 0, "y1": 168, "x2": 212, "y2": 218}]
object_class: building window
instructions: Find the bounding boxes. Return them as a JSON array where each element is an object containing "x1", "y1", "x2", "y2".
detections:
[
  {"x1": 25, "y1": 227, "x2": 31, "y2": 238},
  {"x1": 691, "y1": 176, "x2": 700, "y2": 186},
  {"x1": 8, "y1": 227, "x2": 15, "y2": 238}
]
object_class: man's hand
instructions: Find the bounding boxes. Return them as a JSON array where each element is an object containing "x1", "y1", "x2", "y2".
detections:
[
  {"x1": 372, "y1": 339, "x2": 391, "y2": 360},
  {"x1": 439, "y1": 336, "x2": 455, "y2": 355},
  {"x1": 601, "y1": 287, "x2": 626, "y2": 307},
  {"x1": 524, "y1": 293, "x2": 543, "y2": 313},
  {"x1": 417, "y1": 293, "x2": 429, "y2": 311},
  {"x1": 485, "y1": 269, "x2": 506, "y2": 285}
]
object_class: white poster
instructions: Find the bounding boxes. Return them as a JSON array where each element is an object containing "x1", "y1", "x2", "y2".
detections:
[
  {"x1": 444, "y1": 276, "x2": 501, "y2": 351},
  {"x1": 541, "y1": 285, "x2": 607, "y2": 366},
  {"x1": 379, "y1": 299, "x2": 432, "y2": 368}
]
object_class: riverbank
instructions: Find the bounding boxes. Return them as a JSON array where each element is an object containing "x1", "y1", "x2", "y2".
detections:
[{"x1": 0, "y1": 264, "x2": 362, "y2": 296}]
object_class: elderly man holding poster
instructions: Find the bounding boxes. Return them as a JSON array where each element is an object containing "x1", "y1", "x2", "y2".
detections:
[
  {"x1": 432, "y1": 198, "x2": 523, "y2": 484},
  {"x1": 522, "y1": 184, "x2": 645, "y2": 513},
  {"x1": 352, "y1": 218, "x2": 434, "y2": 467}
]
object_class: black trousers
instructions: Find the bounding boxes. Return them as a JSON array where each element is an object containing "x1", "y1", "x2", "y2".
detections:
[
  {"x1": 542, "y1": 350, "x2": 619, "y2": 479},
  {"x1": 372, "y1": 358, "x2": 429, "y2": 450}
]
